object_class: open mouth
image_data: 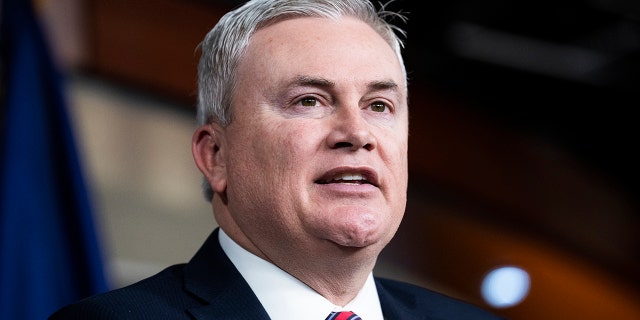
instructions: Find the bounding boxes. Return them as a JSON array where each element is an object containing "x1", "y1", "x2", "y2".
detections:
[
  {"x1": 316, "y1": 173, "x2": 369, "y2": 185},
  {"x1": 314, "y1": 170, "x2": 379, "y2": 187}
]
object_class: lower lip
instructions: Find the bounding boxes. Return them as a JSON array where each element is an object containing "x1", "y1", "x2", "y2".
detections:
[{"x1": 314, "y1": 182, "x2": 379, "y2": 195}]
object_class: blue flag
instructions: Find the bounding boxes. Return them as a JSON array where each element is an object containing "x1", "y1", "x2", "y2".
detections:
[{"x1": 1, "y1": 0, "x2": 109, "y2": 319}]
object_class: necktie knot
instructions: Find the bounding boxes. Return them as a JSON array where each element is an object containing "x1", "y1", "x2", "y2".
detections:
[{"x1": 325, "y1": 311, "x2": 362, "y2": 320}]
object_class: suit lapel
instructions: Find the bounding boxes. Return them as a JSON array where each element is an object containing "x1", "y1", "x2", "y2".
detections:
[
  {"x1": 376, "y1": 278, "x2": 424, "y2": 320},
  {"x1": 183, "y1": 229, "x2": 271, "y2": 320}
]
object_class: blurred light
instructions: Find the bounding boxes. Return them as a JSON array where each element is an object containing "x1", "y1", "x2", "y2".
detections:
[
  {"x1": 449, "y1": 22, "x2": 608, "y2": 83},
  {"x1": 481, "y1": 266, "x2": 530, "y2": 308}
]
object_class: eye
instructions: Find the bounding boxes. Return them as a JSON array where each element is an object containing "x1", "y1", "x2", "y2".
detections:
[
  {"x1": 300, "y1": 97, "x2": 319, "y2": 107},
  {"x1": 370, "y1": 101, "x2": 389, "y2": 113}
]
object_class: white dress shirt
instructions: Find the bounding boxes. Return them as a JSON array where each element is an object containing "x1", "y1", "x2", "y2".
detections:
[{"x1": 218, "y1": 228, "x2": 384, "y2": 320}]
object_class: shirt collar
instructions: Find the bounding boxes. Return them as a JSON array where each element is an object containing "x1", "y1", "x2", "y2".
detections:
[{"x1": 218, "y1": 228, "x2": 384, "y2": 320}]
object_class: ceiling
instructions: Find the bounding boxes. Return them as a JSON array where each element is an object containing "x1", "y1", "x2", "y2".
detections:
[{"x1": 396, "y1": 0, "x2": 639, "y2": 201}]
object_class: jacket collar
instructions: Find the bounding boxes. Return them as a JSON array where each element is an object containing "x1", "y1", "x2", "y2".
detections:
[
  {"x1": 181, "y1": 228, "x2": 426, "y2": 320},
  {"x1": 183, "y1": 228, "x2": 271, "y2": 320}
]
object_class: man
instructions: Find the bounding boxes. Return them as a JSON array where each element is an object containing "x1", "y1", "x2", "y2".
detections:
[{"x1": 51, "y1": 0, "x2": 503, "y2": 319}]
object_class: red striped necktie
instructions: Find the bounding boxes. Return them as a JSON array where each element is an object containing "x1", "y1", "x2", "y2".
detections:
[{"x1": 325, "y1": 311, "x2": 362, "y2": 320}]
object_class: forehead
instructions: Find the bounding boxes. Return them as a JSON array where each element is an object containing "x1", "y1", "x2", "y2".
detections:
[
  {"x1": 237, "y1": 16, "x2": 406, "y2": 92},
  {"x1": 252, "y1": 15, "x2": 387, "y2": 47}
]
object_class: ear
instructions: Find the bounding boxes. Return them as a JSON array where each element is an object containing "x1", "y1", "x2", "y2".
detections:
[{"x1": 192, "y1": 123, "x2": 227, "y2": 194}]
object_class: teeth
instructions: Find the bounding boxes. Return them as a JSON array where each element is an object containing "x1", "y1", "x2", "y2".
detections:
[
  {"x1": 332, "y1": 173, "x2": 366, "y2": 182},
  {"x1": 316, "y1": 172, "x2": 371, "y2": 185}
]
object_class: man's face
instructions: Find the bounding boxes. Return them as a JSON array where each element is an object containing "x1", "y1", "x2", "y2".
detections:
[{"x1": 218, "y1": 17, "x2": 408, "y2": 262}]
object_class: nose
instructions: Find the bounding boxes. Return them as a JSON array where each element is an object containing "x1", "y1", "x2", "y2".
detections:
[{"x1": 325, "y1": 106, "x2": 376, "y2": 151}]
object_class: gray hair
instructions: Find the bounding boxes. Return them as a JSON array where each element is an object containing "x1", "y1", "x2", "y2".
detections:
[{"x1": 196, "y1": 0, "x2": 408, "y2": 200}]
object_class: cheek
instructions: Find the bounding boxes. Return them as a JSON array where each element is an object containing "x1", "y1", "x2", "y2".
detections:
[
  {"x1": 382, "y1": 131, "x2": 408, "y2": 172},
  {"x1": 380, "y1": 132, "x2": 409, "y2": 204},
  {"x1": 267, "y1": 121, "x2": 320, "y2": 167},
  {"x1": 226, "y1": 122, "x2": 318, "y2": 229},
  {"x1": 229, "y1": 121, "x2": 317, "y2": 193}
]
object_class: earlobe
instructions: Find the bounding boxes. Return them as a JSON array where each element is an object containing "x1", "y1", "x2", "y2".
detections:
[{"x1": 192, "y1": 124, "x2": 227, "y2": 193}]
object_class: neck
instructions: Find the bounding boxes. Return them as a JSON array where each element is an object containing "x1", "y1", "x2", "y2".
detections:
[
  {"x1": 213, "y1": 201, "x2": 380, "y2": 306},
  {"x1": 307, "y1": 269, "x2": 374, "y2": 306},
  {"x1": 280, "y1": 245, "x2": 378, "y2": 306}
]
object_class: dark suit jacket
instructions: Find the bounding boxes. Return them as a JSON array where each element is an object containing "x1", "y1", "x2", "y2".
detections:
[{"x1": 50, "y1": 228, "x2": 503, "y2": 319}]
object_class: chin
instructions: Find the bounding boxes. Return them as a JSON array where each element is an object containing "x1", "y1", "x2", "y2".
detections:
[
  {"x1": 327, "y1": 221, "x2": 390, "y2": 249},
  {"x1": 305, "y1": 204, "x2": 397, "y2": 247}
]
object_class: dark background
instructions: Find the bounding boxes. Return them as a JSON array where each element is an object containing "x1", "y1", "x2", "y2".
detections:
[
  {"x1": 397, "y1": 0, "x2": 639, "y2": 201},
  {"x1": 390, "y1": 1, "x2": 639, "y2": 317}
]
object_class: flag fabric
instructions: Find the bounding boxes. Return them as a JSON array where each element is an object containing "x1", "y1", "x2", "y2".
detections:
[{"x1": 1, "y1": 0, "x2": 109, "y2": 319}]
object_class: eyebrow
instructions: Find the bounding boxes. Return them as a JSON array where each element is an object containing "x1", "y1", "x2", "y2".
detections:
[
  {"x1": 290, "y1": 76, "x2": 399, "y2": 92},
  {"x1": 367, "y1": 80, "x2": 399, "y2": 92},
  {"x1": 291, "y1": 75, "x2": 335, "y2": 89}
]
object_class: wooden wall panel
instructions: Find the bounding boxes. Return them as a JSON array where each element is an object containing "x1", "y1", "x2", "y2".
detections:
[{"x1": 86, "y1": 0, "x2": 231, "y2": 104}]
